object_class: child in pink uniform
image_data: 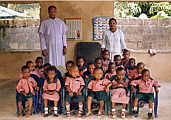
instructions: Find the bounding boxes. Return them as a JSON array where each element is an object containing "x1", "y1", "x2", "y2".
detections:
[
  {"x1": 95, "y1": 57, "x2": 104, "y2": 71},
  {"x1": 42, "y1": 66, "x2": 61, "y2": 117},
  {"x1": 16, "y1": 65, "x2": 39, "y2": 117},
  {"x1": 126, "y1": 58, "x2": 137, "y2": 81},
  {"x1": 65, "y1": 65, "x2": 85, "y2": 117},
  {"x1": 106, "y1": 67, "x2": 129, "y2": 119},
  {"x1": 104, "y1": 62, "x2": 116, "y2": 79},
  {"x1": 102, "y1": 50, "x2": 111, "y2": 72},
  {"x1": 86, "y1": 68, "x2": 111, "y2": 116},
  {"x1": 131, "y1": 69, "x2": 160, "y2": 119},
  {"x1": 134, "y1": 62, "x2": 145, "y2": 80},
  {"x1": 76, "y1": 57, "x2": 87, "y2": 76},
  {"x1": 114, "y1": 55, "x2": 125, "y2": 70},
  {"x1": 122, "y1": 49, "x2": 130, "y2": 68}
]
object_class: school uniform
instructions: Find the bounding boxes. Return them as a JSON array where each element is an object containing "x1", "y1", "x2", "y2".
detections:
[
  {"x1": 88, "y1": 78, "x2": 111, "y2": 101},
  {"x1": 16, "y1": 77, "x2": 38, "y2": 101},
  {"x1": 126, "y1": 66, "x2": 137, "y2": 80}
]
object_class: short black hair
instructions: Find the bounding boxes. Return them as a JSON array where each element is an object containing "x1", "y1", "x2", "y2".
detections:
[
  {"x1": 116, "y1": 67, "x2": 124, "y2": 73},
  {"x1": 87, "y1": 62, "x2": 95, "y2": 68},
  {"x1": 137, "y1": 62, "x2": 145, "y2": 67},
  {"x1": 43, "y1": 63, "x2": 51, "y2": 68},
  {"x1": 76, "y1": 56, "x2": 86, "y2": 65},
  {"x1": 35, "y1": 56, "x2": 43, "y2": 63},
  {"x1": 48, "y1": 5, "x2": 56, "y2": 13},
  {"x1": 93, "y1": 67, "x2": 103, "y2": 73},
  {"x1": 26, "y1": 61, "x2": 33, "y2": 67},
  {"x1": 108, "y1": 62, "x2": 115, "y2": 69},
  {"x1": 95, "y1": 57, "x2": 102, "y2": 63},
  {"x1": 123, "y1": 49, "x2": 130, "y2": 54},
  {"x1": 66, "y1": 60, "x2": 74, "y2": 66},
  {"x1": 114, "y1": 55, "x2": 121, "y2": 61},
  {"x1": 129, "y1": 58, "x2": 136, "y2": 63},
  {"x1": 142, "y1": 69, "x2": 150, "y2": 75},
  {"x1": 47, "y1": 66, "x2": 57, "y2": 73},
  {"x1": 21, "y1": 65, "x2": 29, "y2": 72},
  {"x1": 109, "y1": 18, "x2": 117, "y2": 24}
]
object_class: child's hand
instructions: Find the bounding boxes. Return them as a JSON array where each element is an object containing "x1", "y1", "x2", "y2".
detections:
[
  {"x1": 155, "y1": 87, "x2": 159, "y2": 93},
  {"x1": 69, "y1": 92, "x2": 73, "y2": 97},
  {"x1": 22, "y1": 92, "x2": 27, "y2": 96},
  {"x1": 105, "y1": 87, "x2": 110, "y2": 93}
]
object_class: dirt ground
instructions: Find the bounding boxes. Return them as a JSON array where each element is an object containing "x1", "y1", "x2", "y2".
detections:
[{"x1": 0, "y1": 79, "x2": 171, "y2": 120}]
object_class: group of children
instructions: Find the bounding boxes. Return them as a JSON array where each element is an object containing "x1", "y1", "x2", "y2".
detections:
[{"x1": 16, "y1": 49, "x2": 160, "y2": 119}]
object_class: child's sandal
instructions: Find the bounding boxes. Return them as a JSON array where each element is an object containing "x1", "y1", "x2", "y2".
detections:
[
  {"x1": 66, "y1": 111, "x2": 71, "y2": 117},
  {"x1": 121, "y1": 112, "x2": 126, "y2": 119},
  {"x1": 97, "y1": 111, "x2": 103, "y2": 116},
  {"x1": 85, "y1": 112, "x2": 92, "y2": 117},
  {"x1": 112, "y1": 111, "x2": 117, "y2": 118},
  {"x1": 77, "y1": 110, "x2": 82, "y2": 117}
]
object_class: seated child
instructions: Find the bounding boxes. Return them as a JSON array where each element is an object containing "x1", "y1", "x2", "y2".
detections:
[
  {"x1": 86, "y1": 68, "x2": 111, "y2": 116},
  {"x1": 126, "y1": 58, "x2": 137, "y2": 81},
  {"x1": 102, "y1": 50, "x2": 111, "y2": 72},
  {"x1": 131, "y1": 69, "x2": 160, "y2": 119},
  {"x1": 65, "y1": 65, "x2": 85, "y2": 117},
  {"x1": 107, "y1": 67, "x2": 129, "y2": 119},
  {"x1": 76, "y1": 56, "x2": 87, "y2": 76},
  {"x1": 35, "y1": 57, "x2": 44, "y2": 78},
  {"x1": 104, "y1": 62, "x2": 116, "y2": 80},
  {"x1": 16, "y1": 65, "x2": 39, "y2": 117},
  {"x1": 42, "y1": 66, "x2": 61, "y2": 117},
  {"x1": 94, "y1": 57, "x2": 104, "y2": 71},
  {"x1": 42, "y1": 63, "x2": 51, "y2": 80},
  {"x1": 134, "y1": 62, "x2": 145, "y2": 80},
  {"x1": 114, "y1": 55, "x2": 124, "y2": 70},
  {"x1": 122, "y1": 49, "x2": 130, "y2": 68},
  {"x1": 64, "y1": 60, "x2": 75, "y2": 78}
]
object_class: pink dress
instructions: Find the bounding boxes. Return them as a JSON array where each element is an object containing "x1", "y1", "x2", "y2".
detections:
[
  {"x1": 88, "y1": 79, "x2": 111, "y2": 91},
  {"x1": 42, "y1": 79, "x2": 61, "y2": 101},
  {"x1": 65, "y1": 76, "x2": 85, "y2": 93},
  {"x1": 131, "y1": 79, "x2": 160, "y2": 93},
  {"x1": 16, "y1": 77, "x2": 37, "y2": 95},
  {"x1": 104, "y1": 72, "x2": 116, "y2": 80},
  {"x1": 111, "y1": 80, "x2": 129, "y2": 104}
]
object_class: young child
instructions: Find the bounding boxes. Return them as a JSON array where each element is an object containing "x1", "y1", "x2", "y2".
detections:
[
  {"x1": 104, "y1": 62, "x2": 116, "y2": 80},
  {"x1": 102, "y1": 50, "x2": 111, "y2": 72},
  {"x1": 126, "y1": 58, "x2": 137, "y2": 81},
  {"x1": 42, "y1": 66, "x2": 61, "y2": 117},
  {"x1": 76, "y1": 57, "x2": 87, "y2": 76},
  {"x1": 131, "y1": 69, "x2": 160, "y2": 120},
  {"x1": 35, "y1": 56, "x2": 43, "y2": 69},
  {"x1": 114, "y1": 55, "x2": 124, "y2": 70},
  {"x1": 65, "y1": 65, "x2": 85, "y2": 117},
  {"x1": 122, "y1": 49, "x2": 130, "y2": 68},
  {"x1": 134, "y1": 62, "x2": 145, "y2": 80},
  {"x1": 64, "y1": 60, "x2": 75, "y2": 78},
  {"x1": 94, "y1": 57, "x2": 103, "y2": 71},
  {"x1": 86, "y1": 68, "x2": 111, "y2": 116},
  {"x1": 16, "y1": 65, "x2": 39, "y2": 117},
  {"x1": 83, "y1": 62, "x2": 95, "y2": 83},
  {"x1": 107, "y1": 67, "x2": 129, "y2": 118}
]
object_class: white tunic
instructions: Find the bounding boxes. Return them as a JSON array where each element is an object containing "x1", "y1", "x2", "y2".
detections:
[
  {"x1": 101, "y1": 29, "x2": 126, "y2": 54},
  {"x1": 39, "y1": 18, "x2": 67, "y2": 66}
]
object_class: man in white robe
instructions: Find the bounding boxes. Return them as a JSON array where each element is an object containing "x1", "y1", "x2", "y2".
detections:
[
  {"x1": 101, "y1": 18, "x2": 127, "y2": 61},
  {"x1": 39, "y1": 5, "x2": 67, "y2": 66}
]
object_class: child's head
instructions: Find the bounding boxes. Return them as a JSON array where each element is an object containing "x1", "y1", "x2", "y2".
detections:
[
  {"x1": 26, "y1": 61, "x2": 34, "y2": 72},
  {"x1": 95, "y1": 57, "x2": 102, "y2": 68},
  {"x1": 129, "y1": 58, "x2": 136, "y2": 67},
  {"x1": 35, "y1": 57, "x2": 43, "y2": 68},
  {"x1": 87, "y1": 62, "x2": 95, "y2": 74},
  {"x1": 76, "y1": 56, "x2": 85, "y2": 68},
  {"x1": 116, "y1": 67, "x2": 125, "y2": 81},
  {"x1": 102, "y1": 50, "x2": 110, "y2": 60},
  {"x1": 69, "y1": 65, "x2": 79, "y2": 78},
  {"x1": 47, "y1": 66, "x2": 56, "y2": 80},
  {"x1": 122, "y1": 49, "x2": 130, "y2": 60},
  {"x1": 142, "y1": 69, "x2": 150, "y2": 81},
  {"x1": 108, "y1": 62, "x2": 116, "y2": 73},
  {"x1": 43, "y1": 63, "x2": 51, "y2": 73},
  {"x1": 21, "y1": 65, "x2": 30, "y2": 79},
  {"x1": 114, "y1": 55, "x2": 122, "y2": 65},
  {"x1": 93, "y1": 68, "x2": 103, "y2": 80},
  {"x1": 137, "y1": 62, "x2": 145, "y2": 74},
  {"x1": 66, "y1": 60, "x2": 74, "y2": 71}
]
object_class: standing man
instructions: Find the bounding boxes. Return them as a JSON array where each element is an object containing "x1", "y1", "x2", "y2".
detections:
[
  {"x1": 39, "y1": 5, "x2": 67, "y2": 66},
  {"x1": 101, "y1": 18, "x2": 127, "y2": 61}
]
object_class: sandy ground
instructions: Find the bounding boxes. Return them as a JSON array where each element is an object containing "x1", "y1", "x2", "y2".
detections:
[{"x1": 0, "y1": 80, "x2": 171, "y2": 120}]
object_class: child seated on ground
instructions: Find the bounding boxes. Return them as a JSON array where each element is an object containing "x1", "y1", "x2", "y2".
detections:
[
  {"x1": 65, "y1": 65, "x2": 85, "y2": 117},
  {"x1": 126, "y1": 58, "x2": 137, "y2": 81},
  {"x1": 104, "y1": 62, "x2": 116, "y2": 79},
  {"x1": 131, "y1": 69, "x2": 160, "y2": 120},
  {"x1": 102, "y1": 50, "x2": 111, "y2": 72},
  {"x1": 42, "y1": 66, "x2": 61, "y2": 117},
  {"x1": 76, "y1": 57, "x2": 87, "y2": 76},
  {"x1": 122, "y1": 49, "x2": 130, "y2": 68},
  {"x1": 86, "y1": 68, "x2": 111, "y2": 116},
  {"x1": 94, "y1": 57, "x2": 103, "y2": 71},
  {"x1": 106, "y1": 67, "x2": 129, "y2": 119},
  {"x1": 16, "y1": 65, "x2": 39, "y2": 117},
  {"x1": 114, "y1": 55, "x2": 124, "y2": 70}
]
